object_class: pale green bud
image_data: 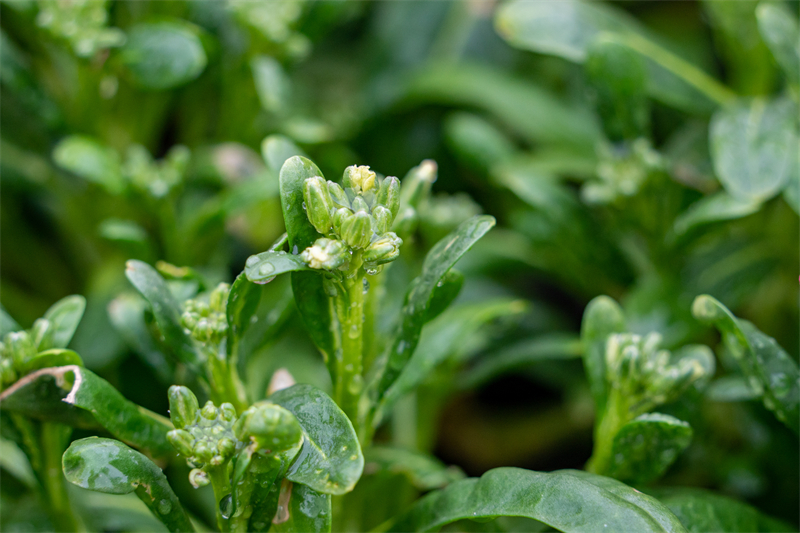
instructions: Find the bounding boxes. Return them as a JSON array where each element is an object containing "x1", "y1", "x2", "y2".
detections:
[
  {"x1": 300, "y1": 238, "x2": 348, "y2": 270},
  {"x1": 189, "y1": 468, "x2": 209, "y2": 488},
  {"x1": 219, "y1": 402, "x2": 237, "y2": 422},
  {"x1": 327, "y1": 181, "x2": 350, "y2": 209},
  {"x1": 341, "y1": 211, "x2": 373, "y2": 249},
  {"x1": 4, "y1": 331, "x2": 36, "y2": 368},
  {"x1": 400, "y1": 160, "x2": 436, "y2": 208},
  {"x1": 168, "y1": 429, "x2": 195, "y2": 456},
  {"x1": 376, "y1": 176, "x2": 401, "y2": 219},
  {"x1": 193, "y1": 442, "x2": 214, "y2": 462},
  {"x1": 209, "y1": 283, "x2": 230, "y2": 313},
  {"x1": 371, "y1": 205, "x2": 392, "y2": 234},
  {"x1": 0, "y1": 358, "x2": 18, "y2": 388},
  {"x1": 201, "y1": 401, "x2": 218, "y2": 420},
  {"x1": 30, "y1": 318, "x2": 52, "y2": 349},
  {"x1": 168, "y1": 385, "x2": 199, "y2": 429},
  {"x1": 363, "y1": 233, "x2": 403, "y2": 265},
  {"x1": 217, "y1": 437, "x2": 237, "y2": 457},
  {"x1": 343, "y1": 165, "x2": 376, "y2": 195},
  {"x1": 333, "y1": 207, "x2": 352, "y2": 236},
  {"x1": 351, "y1": 196, "x2": 369, "y2": 213},
  {"x1": 304, "y1": 176, "x2": 333, "y2": 234}
]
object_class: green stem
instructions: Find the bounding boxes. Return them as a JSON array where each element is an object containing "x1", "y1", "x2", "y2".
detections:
[
  {"x1": 208, "y1": 464, "x2": 232, "y2": 532},
  {"x1": 586, "y1": 390, "x2": 627, "y2": 476},
  {"x1": 335, "y1": 274, "x2": 365, "y2": 437},
  {"x1": 40, "y1": 422, "x2": 84, "y2": 532},
  {"x1": 206, "y1": 346, "x2": 248, "y2": 414}
]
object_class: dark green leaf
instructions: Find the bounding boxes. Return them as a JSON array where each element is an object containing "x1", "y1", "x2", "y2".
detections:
[
  {"x1": 710, "y1": 97, "x2": 798, "y2": 202},
  {"x1": 376, "y1": 215, "x2": 496, "y2": 400},
  {"x1": 650, "y1": 487, "x2": 793, "y2": 532},
  {"x1": 38, "y1": 295, "x2": 86, "y2": 351},
  {"x1": 693, "y1": 295, "x2": 799, "y2": 433},
  {"x1": 245, "y1": 251, "x2": 311, "y2": 283},
  {"x1": 52, "y1": 135, "x2": 124, "y2": 194},
  {"x1": 706, "y1": 375, "x2": 760, "y2": 402},
  {"x1": 120, "y1": 22, "x2": 207, "y2": 90},
  {"x1": 63, "y1": 438, "x2": 194, "y2": 532},
  {"x1": 271, "y1": 482, "x2": 332, "y2": 533},
  {"x1": 0, "y1": 365, "x2": 172, "y2": 455},
  {"x1": 125, "y1": 260, "x2": 199, "y2": 371},
  {"x1": 385, "y1": 467, "x2": 686, "y2": 532},
  {"x1": 608, "y1": 413, "x2": 693, "y2": 485},
  {"x1": 364, "y1": 446, "x2": 464, "y2": 491},
  {"x1": 443, "y1": 113, "x2": 517, "y2": 173},
  {"x1": 756, "y1": 3, "x2": 800, "y2": 84},
  {"x1": 227, "y1": 271, "x2": 263, "y2": 362},
  {"x1": 0, "y1": 305, "x2": 21, "y2": 337},
  {"x1": 424, "y1": 269, "x2": 464, "y2": 323},
  {"x1": 271, "y1": 384, "x2": 364, "y2": 495},
  {"x1": 108, "y1": 294, "x2": 173, "y2": 381},
  {"x1": 580, "y1": 296, "x2": 626, "y2": 414},
  {"x1": 673, "y1": 191, "x2": 762, "y2": 236},
  {"x1": 262, "y1": 135, "x2": 307, "y2": 175}
]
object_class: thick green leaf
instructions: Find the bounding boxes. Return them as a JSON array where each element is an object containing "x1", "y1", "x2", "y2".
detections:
[
  {"x1": 119, "y1": 22, "x2": 207, "y2": 90},
  {"x1": 21, "y1": 348, "x2": 83, "y2": 374},
  {"x1": 580, "y1": 296, "x2": 626, "y2": 414},
  {"x1": 125, "y1": 260, "x2": 199, "y2": 371},
  {"x1": 376, "y1": 215, "x2": 496, "y2": 400},
  {"x1": 364, "y1": 446, "x2": 464, "y2": 491},
  {"x1": 608, "y1": 413, "x2": 693, "y2": 485},
  {"x1": 0, "y1": 305, "x2": 21, "y2": 337},
  {"x1": 63, "y1": 438, "x2": 194, "y2": 532},
  {"x1": 693, "y1": 295, "x2": 799, "y2": 433},
  {"x1": 651, "y1": 488, "x2": 793, "y2": 532},
  {"x1": 673, "y1": 191, "x2": 762, "y2": 236},
  {"x1": 38, "y1": 295, "x2": 86, "y2": 351},
  {"x1": 226, "y1": 271, "x2": 263, "y2": 362},
  {"x1": 262, "y1": 135, "x2": 307, "y2": 175},
  {"x1": 756, "y1": 3, "x2": 800, "y2": 84},
  {"x1": 0, "y1": 365, "x2": 172, "y2": 455},
  {"x1": 423, "y1": 269, "x2": 464, "y2": 323},
  {"x1": 245, "y1": 251, "x2": 311, "y2": 283},
  {"x1": 271, "y1": 482, "x2": 332, "y2": 533},
  {"x1": 271, "y1": 384, "x2": 364, "y2": 495},
  {"x1": 710, "y1": 97, "x2": 798, "y2": 202},
  {"x1": 52, "y1": 135, "x2": 124, "y2": 194},
  {"x1": 384, "y1": 467, "x2": 686, "y2": 533}
]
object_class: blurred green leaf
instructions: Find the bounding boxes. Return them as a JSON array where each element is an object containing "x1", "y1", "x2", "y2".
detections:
[
  {"x1": 0, "y1": 305, "x2": 22, "y2": 337},
  {"x1": 706, "y1": 375, "x2": 760, "y2": 402},
  {"x1": 756, "y1": 2, "x2": 800, "y2": 84},
  {"x1": 53, "y1": 136, "x2": 124, "y2": 194},
  {"x1": 245, "y1": 251, "x2": 311, "y2": 283},
  {"x1": 271, "y1": 482, "x2": 331, "y2": 533},
  {"x1": 63, "y1": 438, "x2": 194, "y2": 532},
  {"x1": 673, "y1": 191, "x2": 762, "y2": 236},
  {"x1": 385, "y1": 467, "x2": 686, "y2": 532},
  {"x1": 262, "y1": 135, "x2": 308, "y2": 175},
  {"x1": 443, "y1": 113, "x2": 517, "y2": 173},
  {"x1": 21, "y1": 348, "x2": 83, "y2": 374},
  {"x1": 364, "y1": 446, "x2": 464, "y2": 491},
  {"x1": 252, "y1": 55, "x2": 291, "y2": 114},
  {"x1": 38, "y1": 295, "x2": 86, "y2": 351},
  {"x1": 108, "y1": 294, "x2": 173, "y2": 382},
  {"x1": 581, "y1": 296, "x2": 626, "y2": 414},
  {"x1": 272, "y1": 384, "x2": 364, "y2": 495},
  {"x1": 423, "y1": 269, "x2": 464, "y2": 323}
]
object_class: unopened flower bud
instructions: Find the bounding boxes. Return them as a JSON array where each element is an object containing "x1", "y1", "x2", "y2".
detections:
[
  {"x1": 400, "y1": 160, "x2": 436, "y2": 208},
  {"x1": 376, "y1": 176, "x2": 401, "y2": 219},
  {"x1": 219, "y1": 402, "x2": 237, "y2": 422},
  {"x1": 168, "y1": 429, "x2": 195, "y2": 456},
  {"x1": 300, "y1": 238, "x2": 348, "y2": 270},
  {"x1": 201, "y1": 401, "x2": 218, "y2": 420},
  {"x1": 30, "y1": 319, "x2": 52, "y2": 349},
  {"x1": 371, "y1": 205, "x2": 392, "y2": 234},
  {"x1": 304, "y1": 176, "x2": 333, "y2": 234},
  {"x1": 363, "y1": 233, "x2": 403, "y2": 265},
  {"x1": 0, "y1": 358, "x2": 18, "y2": 388},
  {"x1": 343, "y1": 165, "x2": 376, "y2": 194},
  {"x1": 210, "y1": 455, "x2": 225, "y2": 466},
  {"x1": 351, "y1": 196, "x2": 369, "y2": 213},
  {"x1": 189, "y1": 468, "x2": 209, "y2": 488},
  {"x1": 4, "y1": 331, "x2": 36, "y2": 367},
  {"x1": 168, "y1": 386, "x2": 199, "y2": 429},
  {"x1": 341, "y1": 211, "x2": 373, "y2": 249},
  {"x1": 327, "y1": 181, "x2": 349, "y2": 209},
  {"x1": 209, "y1": 283, "x2": 230, "y2": 313},
  {"x1": 217, "y1": 437, "x2": 237, "y2": 457},
  {"x1": 193, "y1": 442, "x2": 213, "y2": 462},
  {"x1": 333, "y1": 207, "x2": 352, "y2": 236}
]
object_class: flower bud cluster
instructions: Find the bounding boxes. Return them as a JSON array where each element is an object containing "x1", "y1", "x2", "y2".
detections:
[
  {"x1": 36, "y1": 0, "x2": 125, "y2": 58},
  {"x1": 300, "y1": 165, "x2": 403, "y2": 273},
  {"x1": 584, "y1": 139, "x2": 664, "y2": 204},
  {"x1": 605, "y1": 332, "x2": 708, "y2": 415},
  {"x1": 167, "y1": 386, "x2": 241, "y2": 488},
  {"x1": 180, "y1": 283, "x2": 231, "y2": 345},
  {"x1": 123, "y1": 145, "x2": 190, "y2": 199},
  {"x1": 233, "y1": 402, "x2": 303, "y2": 455}
]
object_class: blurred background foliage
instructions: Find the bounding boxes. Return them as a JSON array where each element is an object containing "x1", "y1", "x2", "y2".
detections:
[{"x1": 1, "y1": 0, "x2": 798, "y2": 529}]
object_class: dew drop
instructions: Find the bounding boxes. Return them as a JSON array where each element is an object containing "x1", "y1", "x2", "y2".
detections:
[
  {"x1": 219, "y1": 494, "x2": 234, "y2": 519},
  {"x1": 365, "y1": 267, "x2": 378, "y2": 276},
  {"x1": 158, "y1": 499, "x2": 172, "y2": 515},
  {"x1": 258, "y1": 263, "x2": 275, "y2": 276},
  {"x1": 348, "y1": 324, "x2": 359, "y2": 339}
]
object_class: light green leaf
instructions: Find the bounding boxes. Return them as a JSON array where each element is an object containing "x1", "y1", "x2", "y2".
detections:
[
  {"x1": 0, "y1": 305, "x2": 21, "y2": 337},
  {"x1": 376, "y1": 215, "x2": 496, "y2": 401},
  {"x1": 0, "y1": 365, "x2": 172, "y2": 455},
  {"x1": 710, "y1": 97, "x2": 798, "y2": 202},
  {"x1": 364, "y1": 446, "x2": 464, "y2": 491},
  {"x1": 608, "y1": 413, "x2": 693, "y2": 485},
  {"x1": 783, "y1": 171, "x2": 800, "y2": 215},
  {"x1": 581, "y1": 296, "x2": 626, "y2": 414},
  {"x1": 693, "y1": 295, "x2": 799, "y2": 433},
  {"x1": 706, "y1": 375, "x2": 760, "y2": 402},
  {"x1": 244, "y1": 251, "x2": 311, "y2": 283},
  {"x1": 756, "y1": 2, "x2": 800, "y2": 84},
  {"x1": 385, "y1": 467, "x2": 686, "y2": 533},
  {"x1": 262, "y1": 135, "x2": 307, "y2": 175},
  {"x1": 252, "y1": 55, "x2": 291, "y2": 114},
  {"x1": 21, "y1": 348, "x2": 83, "y2": 374},
  {"x1": 53, "y1": 135, "x2": 124, "y2": 194},
  {"x1": 0, "y1": 437, "x2": 36, "y2": 488},
  {"x1": 226, "y1": 271, "x2": 262, "y2": 361},
  {"x1": 119, "y1": 22, "x2": 207, "y2": 90},
  {"x1": 271, "y1": 384, "x2": 364, "y2": 495},
  {"x1": 271, "y1": 482, "x2": 332, "y2": 533},
  {"x1": 38, "y1": 295, "x2": 86, "y2": 351},
  {"x1": 423, "y1": 269, "x2": 464, "y2": 323},
  {"x1": 651, "y1": 487, "x2": 794, "y2": 532},
  {"x1": 673, "y1": 191, "x2": 762, "y2": 236},
  {"x1": 63, "y1": 438, "x2": 194, "y2": 533}
]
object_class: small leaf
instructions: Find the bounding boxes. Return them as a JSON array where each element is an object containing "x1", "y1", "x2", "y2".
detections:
[
  {"x1": 244, "y1": 251, "x2": 311, "y2": 283},
  {"x1": 581, "y1": 296, "x2": 626, "y2": 414},
  {"x1": 63, "y1": 438, "x2": 194, "y2": 533},
  {"x1": 38, "y1": 295, "x2": 86, "y2": 351},
  {"x1": 119, "y1": 22, "x2": 207, "y2": 90},
  {"x1": 710, "y1": 97, "x2": 798, "y2": 202},
  {"x1": 693, "y1": 295, "x2": 799, "y2": 433},
  {"x1": 252, "y1": 55, "x2": 291, "y2": 114},
  {"x1": 125, "y1": 260, "x2": 199, "y2": 371},
  {"x1": 376, "y1": 215, "x2": 496, "y2": 401},
  {"x1": 53, "y1": 135, "x2": 124, "y2": 194},
  {"x1": 423, "y1": 269, "x2": 464, "y2": 323},
  {"x1": 673, "y1": 191, "x2": 762, "y2": 236},
  {"x1": 608, "y1": 413, "x2": 693, "y2": 485},
  {"x1": 0, "y1": 305, "x2": 21, "y2": 337},
  {"x1": 21, "y1": 349, "x2": 83, "y2": 374},
  {"x1": 364, "y1": 446, "x2": 465, "y2": 491},
  {"x1": 756, "y1": 3, "x2": 800, "y2": 84},
  {"x1": 271, "y1": 384, "x2": 364, "y2": 495},
  {"x1": 651, "y1": 487, "x2": 794, "y2": 532},
  {"x1": 226, "y1": 271, "x2": 263, "y2": 362},
  {"x1": 0, "y1": 365, "x2": 172, "y2": 455},
  {"x1": 262, "y1": 135, "x2": 308, "y2": 175},
  {"x1": 271, "y1": 482, "x2": 332, "y2": 533},
  {"x1": 385, "y1": 467, "x2": 686, "y2": 533}
]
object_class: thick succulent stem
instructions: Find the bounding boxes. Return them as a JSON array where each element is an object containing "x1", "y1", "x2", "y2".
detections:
[{"x1": 335, "y1": 273, "x2": 365, "y2": 437}]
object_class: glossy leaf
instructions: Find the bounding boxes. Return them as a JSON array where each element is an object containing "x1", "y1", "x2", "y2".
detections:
[
  {"x1": 376, "y1": 215, "x2": 496, "y2": 400},
  {"x1": 710, "y1": 97, "x2": 798, "y2": 202},
  {"x1": 693, "y1": 295, "x2": 799, "y2": 433},
  {"x1": 673, "y1": 191, "x2": 762, "y2": 236},
  {"x1": 38, "y1": 295, "x2": 86, "y2": 351},
  {"x1": 119, "y1": 22, "x2": 207, "y2": 90},
  {"x1": 226, "y1": 271, "x2": 262, "y2": 361},
  {"x1": 63, "y1": 438, "x2": 194, "y2": 532},
  {"x1": 125, "y1": 260, "x2": 199, "y2": 371},
  {"x1": 0, "y1": 305, "x2": 20, "y2": 337},
  {"x1": 0, "y1": 365, "x2": 172, "y2": 455},
  {"x1": 364, "y1": 446, "x2": 464, "y2": 491},
  {"x1": 21, "y1": 349, "x2": 83, "y2": 374},
  {"x1": 423, "y1": 269, "x2": 464, "y2": 323},
  {"x1": 271, "y1": 482, "x2": 332, "y2": 533},
  {"x1": 52, "y1": 135, "x2": 124, "y2": 194},
  {"x1": 756, "y1": 3, "x2": 800, "y2": 84},
  {"x1": 581, "y1": 296, "x2": 626, "y2": 414},
  {"x1": 271, "y1": 384, "x2": 364, "y2": 495},
  {"x1": 608, "y1": 413, "x2": 693, "y2": 485},
  {"x1": 651, "y1": 488, "x2": 793, "y2": 532},
  {"x1": 245, "y1": 251, "x2": 311, "y2": 283},
  {"x1": 385, "y1": 467, "x2": 686, "y2": 532},
  {"x1": 262, "y1": 135, "x2": 307, "y2": 175}
]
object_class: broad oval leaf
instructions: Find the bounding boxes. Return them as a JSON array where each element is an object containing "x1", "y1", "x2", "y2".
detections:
[
  {"x1": 271, "y1": 384, "x2": 364, "y2": 495},
  {"x1": 710, "y1": 97, "x2": 798, "y2": 202},
  {"x1": 608, "y1": 413, "x2": 693, "y2": 485},
  {"x1": 580, "y1": 296, "x2": 626, "y2": 414},
  {"x1": 376, "y1": 215, "x2": 496, "y2": 401},
  {"x1": 693, "y1": 295, "x2": 799, "y2": 433},
  {"x1": 756, "y1": 3, "x2": 800, "y2": 84},
  {"x1": 63, "y1": 438, "x2": 194, "y2": 532},
  {"x1": 39, "y1": 295, "x2": 86, "y2": 351},
  {"x1": 120, "y1": 22, "x2": 207, "y2": 90},
  {"x1": 0, "y1": 365, "x2": 172, "y2": 455},
  {"x1": 271, "y1": 481, "x2": 331, "y2": 533},
  {"x1": 385, "y1": 467, "x2": 686, "y2": 533},
  {"x1": 53, "y1": 135, "x2": 124, "y2": 194},
  {"x1": 673, "y1": 191, "x2": 762, "y2": 236},
  {"x1": 245, "y1": 251, "x2": 311, "y2": 283}
]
